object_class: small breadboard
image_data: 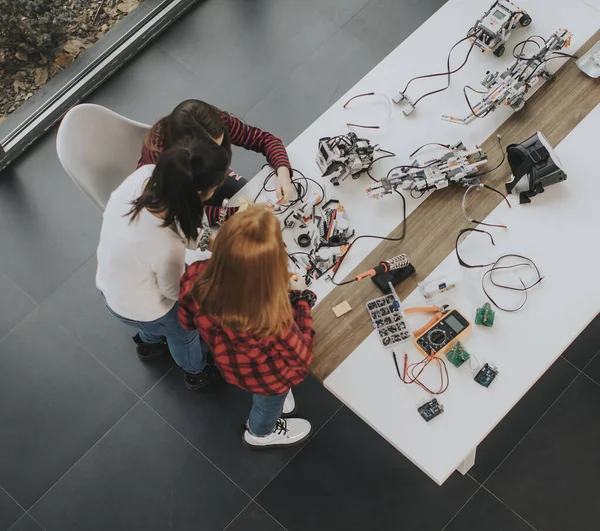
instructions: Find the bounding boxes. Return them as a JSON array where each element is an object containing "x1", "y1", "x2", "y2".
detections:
[
  {"x1": 366, "y1": 293, "x2": 411, "y2": 348},
  {"x1": 446, "y1": 342, "x2": 470, "y2": 368},
  {"x1": 418, "y1": 399, "x2": 444, "y2": 422},
  {"x1": 474, "y1": 363, "x2": 498, "y2": 388},
  {"x1": 475, "y1": 302, "x2": 495, "y2": 327},
  {"x1": 333, "y1": 301, "x2": 352, "y2": 318}
]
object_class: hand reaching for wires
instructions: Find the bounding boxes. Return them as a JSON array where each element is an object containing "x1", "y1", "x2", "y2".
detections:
[{"x1": 275, "y1": 167, "x2": 296, "y2": 204}]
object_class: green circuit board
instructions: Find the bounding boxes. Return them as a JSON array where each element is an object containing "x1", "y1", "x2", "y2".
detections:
[
  {"x1": 446, "y1": 342, "x2": 470, "y2": 368},
  {"x1": 475, "y1": 302, "x2": 495, "y2": 327}
]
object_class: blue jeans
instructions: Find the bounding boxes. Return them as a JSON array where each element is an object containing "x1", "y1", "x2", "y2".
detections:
[
  {"x1": 248, "y1": 392, "x2": 288, "y2": 436},
  {"x1": 106, "y1": 302, "x2": 207, "y2": 374}
]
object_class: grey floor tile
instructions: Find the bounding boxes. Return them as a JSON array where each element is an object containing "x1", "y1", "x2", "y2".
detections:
[
  {"x1": 7, "y1": 515, "x2": 43, "y2": 531},
  {"x1": 346, "y1": 0, "x2": 447, "y2": 58},
  {"x1": 87, "y1": 44, "x2": 223, "y2": 127},
  {"x1": 39, "y1": 257, "x2": 174, "y2": 396},
  {"x1": 0, "y1": 311, "x2": 137, "y2": 508},
  {"x1": 145, "y1": 373, "x2": 341, "y2": 496},
  {"x1": 257, "y1": 407, "x2": 478, "y2": 531},
  {"x1": 0, "y1": 272, "x2": 36, "y2": 342},
  {"x1": 0, "y1": 488, "x2": 23, "y2": 531},
  {"x1": 0, "y1": 132, "x2": 102, "y2": 303},
  {"x1": 31, "y1": 403, "x2": 248, "y2": 531},
  {"x1": 229, "y1": 145, "x2": 272, "y2": 184},
  {"x1": 156, "y1": 0, "x2": 338, "y2": 117},
  {"x1": 444, "y1": 489, "x2": 533, "y2": 531},
  {"x1": 486, "y1": 375, "x2": 600, "y2": 531},
  {"x1": 226, "y1": 502, "x2": 285, "y2": 531},
  {"x1": 470, "y1": 357, "x2": 578, "y2": 483},
  {"x1": 306, "y1": 0, "x2": 372, "y2": 27},
  {"x1": 243, "y1": 28, "x2": 384, "y2": 147},
  {"x1": 562, "y1": 312, "x2": 600, "y2": 369},
  {"x1": 583, "y1": 352, "x2": 600, "y2": 384}
]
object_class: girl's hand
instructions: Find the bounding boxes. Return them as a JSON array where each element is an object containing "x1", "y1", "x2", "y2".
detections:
[{"x1": 276, "y1": 167, "x2": 295, "y2": 204}]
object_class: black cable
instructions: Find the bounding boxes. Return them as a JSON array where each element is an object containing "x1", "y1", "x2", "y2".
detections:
[
  {"x1": 327, "y1": 189, "x2": 407, "y2": 286},
  {"x1": 482, "y1": 255, "x2": 543, "y2": 311},
  {"x1": 512, "y1": 35, "x2": 546, "y2": 60},
  {"x1": 464, "y1": 86, "x2": 492, "y2": 119},
  {"x1": 365, "y1": 148, "x2": 397, "y2": 183},
  {"x1": 410, "y1": 189, "x2": 427, "y2": 199},
  {"x1": 411, "y1": 35, "x2": 480, "y2": 107},
  {"x1": 454, "y1": 228, "x2": 497, "y2": 269},
  {"x1": 455, "y1": 228, "x2": 543, "y2": 311},
  {"x1": 471, "y1": 135, "x2": 505, "y2": 179},
  {"x1": 409, "y1": 143, "x2": 452, "y2": 158},
  {"x1": 400, "y1": 34, "x2": 476, "y2": 102}
]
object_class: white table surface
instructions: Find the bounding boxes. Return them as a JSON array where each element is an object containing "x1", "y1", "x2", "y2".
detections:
[
  {"x1": 190, "y1": 0, "x2": 600, "y2": 484},
  {"x1": 325, "y1": 102, "x2": 600, "y2": 485}
]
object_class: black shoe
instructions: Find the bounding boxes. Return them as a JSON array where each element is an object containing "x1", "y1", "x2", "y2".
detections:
[
  {"x1": 132, "y1": 334, "x2": 169, "y2": 362},
  {"x1": 184, "y1": 364, "x2": 222, "y2": 391}
]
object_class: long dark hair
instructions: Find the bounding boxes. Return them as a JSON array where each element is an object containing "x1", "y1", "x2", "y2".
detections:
[
  {"x1": 146, "y1": 99, "x2": 232, "y2": 163},
  {"x1": 128, "y1": 136, "x2": 229, "y2": 241}
]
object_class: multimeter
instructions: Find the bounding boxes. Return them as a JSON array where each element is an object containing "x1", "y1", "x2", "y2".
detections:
[{"x1": 414, "y1": 309, "x2": 471, "y2": 357}]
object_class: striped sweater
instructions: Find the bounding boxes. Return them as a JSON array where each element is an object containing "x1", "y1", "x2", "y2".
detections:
[{"x1": 138, "y1": 108, "x2": 292, "y2": 226}]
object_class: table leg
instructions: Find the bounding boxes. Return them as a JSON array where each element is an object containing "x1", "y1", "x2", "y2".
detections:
[{"x1": 457, "y1": 448, "x2": 477, "y2": 475}]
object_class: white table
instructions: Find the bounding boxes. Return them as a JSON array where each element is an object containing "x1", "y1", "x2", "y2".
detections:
[
  {"x1": 326, "y1": 105, "x2": 600, "y2": 483},
  {"x1": 203, "y1": 0, "x2": 600, "y2": 484}
]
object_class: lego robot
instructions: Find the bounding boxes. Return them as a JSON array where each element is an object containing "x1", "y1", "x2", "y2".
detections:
[
  {"x1": 285, "y1": 198, "x2": 354, "y2": 283},
  {"x1": 366, "y1": 143, "x2": 488, "y2": 199},
  {"x1": 316, "y1": 133, "x2": 375, "y2": 186},
  {"x1": 469, "y1": 1, "x2": 531, "y2": 58},
  {"x1": 442, "y1": 29, "x2": 572, "y2": 126}
]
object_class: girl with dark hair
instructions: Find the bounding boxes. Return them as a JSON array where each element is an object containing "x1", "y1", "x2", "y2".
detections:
[
  {"x1": 139, "y1": 99, "x2": 295, "y2": 224},
  {"x1": 97, "y1": 136, "x2": 229, "y2": 390}
]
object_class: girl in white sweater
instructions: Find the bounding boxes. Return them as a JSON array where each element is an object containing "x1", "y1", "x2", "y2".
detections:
[{"x1": 96, "y1": 136, "x2": 229, "y2": 390}]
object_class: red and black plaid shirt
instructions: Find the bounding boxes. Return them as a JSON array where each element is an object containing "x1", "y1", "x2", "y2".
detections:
[{"x1": 178, "y1": 261, "x2": 315, "y2": 396}]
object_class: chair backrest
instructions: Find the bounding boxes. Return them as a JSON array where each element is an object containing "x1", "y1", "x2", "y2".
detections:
[{"x1": 56, "y1": 104, "x2": 151, "y2": 210}]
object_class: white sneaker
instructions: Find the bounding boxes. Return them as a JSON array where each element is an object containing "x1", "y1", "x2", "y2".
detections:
[
  {"x1": 243, "y1": 418, "x2": 312, "y2": 449},
  {"x1": 282, "y1": 390, "x2": 296, "y2": 416}
]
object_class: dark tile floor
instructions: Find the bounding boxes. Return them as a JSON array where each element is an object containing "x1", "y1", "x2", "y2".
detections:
[{"x1": 0, "y1": 1, "x2": 598, "y2": 530}]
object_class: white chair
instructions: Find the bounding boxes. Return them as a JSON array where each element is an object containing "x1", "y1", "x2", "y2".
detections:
[{"x1": 56, "y1": 103, "x2": 151, "y2": 210}]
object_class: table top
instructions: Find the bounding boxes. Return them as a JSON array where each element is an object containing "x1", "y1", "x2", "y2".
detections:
[
  {"x1": 326, "y1": 103, "x2": 600, "y2": 483},
  {"x1": 204, "y1": 0, "x2": 600, "y2": 485}
]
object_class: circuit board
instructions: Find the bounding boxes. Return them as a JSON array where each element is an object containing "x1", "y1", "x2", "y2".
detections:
[
  {"x1": 474, "y1": 363, "x2": 498, "y2": 388},
  {"x1": 366, "y1": 293, "x2": 411, "y2": 348},
  {"x1": 475, "y1": 302, "x2": 495, "y2": 327},
  {"x1": 446, "y1": 342, "x2": 470, "y2": 368},
  {"x1": 418, "y1": 399, "x2": 444, "y2": 422}
]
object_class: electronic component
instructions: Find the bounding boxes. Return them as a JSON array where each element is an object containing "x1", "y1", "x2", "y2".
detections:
[
  {"x1": 443, "y1": 29, "x2": 573, "y2": 125},
  {"x1": 446, "y1": 342, "x2": 470, "y2": 368},
  {"x1": 355, "y1": 254, "x2": 411, "y2": 281},
  {"x1": 475, "y1": 302, "x2": 495, "y2": 327},
  {"x1": 469, "y1": 1, "x2": 531, "y2": 58},
  {"x1": 297, "y1": 233, "x2": 312, "y2": 248},
  {"x1": 506, "y1": 132, "x2": 566, "y2": 204},
  {"x1": 372, "y1": 263, "x2": 416, "y2": 295},
  {"x1": 418, "y1": 398, "x2": 444, "y2": 422},
  {"x1": 316, "y1": 133, "x2": 376, "y2": 186},
  {"x1": 366, "y1": 142, "x2": 488, "y2": 199},
  {"x1": 288, "y1": 199, "x2": 354, "y2": 283},
  {"x1": 366, "y1": 293, "x2": 411, "y2": 349},
  {"x1": 405, "y1": 306, "x2": 471, "y2": 357},
  {"x1": 418, "y1": 277, "x2": 458, "y2": 299},
  {"x1": 217, "y1": 198, "x2": 230, "y2": 227},
  {"x1": 474, "y1": 363, "x2": 498, "y2": 387}
]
